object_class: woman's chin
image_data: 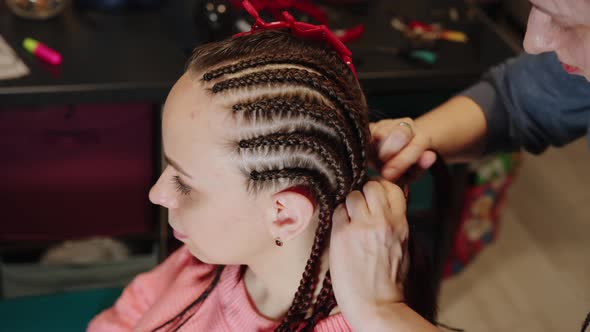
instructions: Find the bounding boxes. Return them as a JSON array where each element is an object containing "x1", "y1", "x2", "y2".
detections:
[
  {"x1": 186, "y1": 246, "x2": 210, "y2": 263},
  {"x1": 185, "y1": 245, "x2": 233, "y2": 266}
]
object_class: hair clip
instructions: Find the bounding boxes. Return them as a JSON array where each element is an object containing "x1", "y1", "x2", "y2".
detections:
[{"x1": 233, "y1": 0, "x2": 358, "y2": 80}]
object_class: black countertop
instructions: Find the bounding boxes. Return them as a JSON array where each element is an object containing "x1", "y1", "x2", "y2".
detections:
[
  {"x1": 0, "y1": 1, "x2": 186, "y2": 105},
  {"x1": 0, "y1": 0, "x2": 519, "y2": 106}
]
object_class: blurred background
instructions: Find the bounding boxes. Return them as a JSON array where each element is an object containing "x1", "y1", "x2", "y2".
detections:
[{"x1": 0, "y1": 0, "x2": 588, "y2": 331}]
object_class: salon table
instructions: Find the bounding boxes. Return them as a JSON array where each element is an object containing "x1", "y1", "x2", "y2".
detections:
[{"x1": 0, "y1": 0, "x2": 519, "y2": 105}]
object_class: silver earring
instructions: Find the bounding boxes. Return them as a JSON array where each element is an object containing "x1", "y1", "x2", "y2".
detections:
[{"x1": 275, "y1": 237, "x2": 283, "y2": 247}]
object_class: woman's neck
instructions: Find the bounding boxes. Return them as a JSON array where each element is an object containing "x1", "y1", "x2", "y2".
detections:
[{"x1": 243, "y1": 242, "x2": 335, "y2": 321}]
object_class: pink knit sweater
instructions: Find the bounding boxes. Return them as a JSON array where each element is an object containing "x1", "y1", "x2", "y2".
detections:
[{"x1": 87, "y1": 246, "x2": 351, "y2": 331}]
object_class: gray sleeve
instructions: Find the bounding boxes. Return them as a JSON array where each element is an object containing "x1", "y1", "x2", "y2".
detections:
[{"x1": 461, "y1": 52, "x2": 590, "y2": 155}]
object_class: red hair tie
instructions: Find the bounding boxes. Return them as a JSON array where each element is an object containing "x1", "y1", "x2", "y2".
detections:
[{"x1": 234, "y1": 0, "x2": 358, "y2": 80}]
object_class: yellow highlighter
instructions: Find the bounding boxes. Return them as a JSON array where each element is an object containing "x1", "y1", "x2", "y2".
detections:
[{"x1": 440, "y1": 30, "x2": 468, "y2": 43}]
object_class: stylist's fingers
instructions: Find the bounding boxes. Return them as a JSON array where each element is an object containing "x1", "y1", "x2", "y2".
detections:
[
  {"x1": 345, "y1": 190, "x2": 370, "y2": 223},
  {"x1": 383, "y1": 182, "x2": 409, "y2": 235},
  {"x1": 397, "y1": 151, "x2": 438, "y2": 183},
  {"x1": 379, "y1": 180, "x2": 409, "y2": 233},
  {"x1": 418, "y1": 150, "x2": 437, "y2": 170},
  {"x1": 331, "y1": 203, "x2": 350, "y2": 233},
  {"x1": 370, "y1": 118, "x2": 415, "y2": 162},
  {"x1": 381, "y1": 140, "x2": 431, "y2": 181},
  {"x1": 381, "y1": 180, "x2": 407, "y2": 216},
  {"x1": 378, "y1": 179, "x2": 410, "y2": 279},
  {"x1": 362, "y1": 181, "x2": 388, "y2": 217}
]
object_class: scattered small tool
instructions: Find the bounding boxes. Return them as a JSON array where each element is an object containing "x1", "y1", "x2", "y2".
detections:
[{"x1": 390, "y1": 17, "x2": 468, "y2": 43}]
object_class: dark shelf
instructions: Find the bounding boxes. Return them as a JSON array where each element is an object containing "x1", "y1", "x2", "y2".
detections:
[{"x1": 0, "y1": 1, "x2": 518, "y2": 106}]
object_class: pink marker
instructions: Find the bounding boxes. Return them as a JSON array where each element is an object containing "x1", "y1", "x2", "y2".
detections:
[{"x1": 23, "y1": 38, "x2": 62, "y2": 66}]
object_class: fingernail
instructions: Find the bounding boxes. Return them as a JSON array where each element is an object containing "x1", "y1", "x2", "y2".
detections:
[{"x1": 383, "y1": 132, "x2": 407, "y2": 154}]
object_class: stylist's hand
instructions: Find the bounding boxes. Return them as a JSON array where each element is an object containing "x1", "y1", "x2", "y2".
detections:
[
  {"x1": 329, "y1": 179, "x2": 409, "y2": 330},
  {"x1": 370, "y1": 118, "x2": 436, "y2": 181}
]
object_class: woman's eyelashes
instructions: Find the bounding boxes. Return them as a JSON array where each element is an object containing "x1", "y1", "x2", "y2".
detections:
[{"x1": 172, "y1": 175, "x2": 192, "y2": 196}]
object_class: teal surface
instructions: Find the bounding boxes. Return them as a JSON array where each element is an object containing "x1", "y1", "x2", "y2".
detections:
[
  {"x1": 407, "y1": 171, "x2": 433, "y2": 212},
  {"x1": 0, "y1": 287, "x2": 122, "y2": 332}
]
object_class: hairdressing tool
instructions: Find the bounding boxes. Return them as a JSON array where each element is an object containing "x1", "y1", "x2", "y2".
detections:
[
  {"x1": 23, "y1": 38, "x2": 62, "y2": 66},
  {"x1": 439, "y1": 30, "x2": 468, "y2": 43},
  {"x1": 391, "y1": 17, "x2": 468, "y2": 44}
]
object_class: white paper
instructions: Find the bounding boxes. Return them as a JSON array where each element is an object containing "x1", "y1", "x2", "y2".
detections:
[{"x1": 0, "y1": 35, "x2": 30, "y2": 80}]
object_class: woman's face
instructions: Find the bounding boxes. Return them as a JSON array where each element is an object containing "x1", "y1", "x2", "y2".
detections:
[
  {"x1": 524, "y1": 0, "x2": 590, "y2": 80},
  {"x1": 149, "y1": 73, "x2": 275, "y2": 265}
]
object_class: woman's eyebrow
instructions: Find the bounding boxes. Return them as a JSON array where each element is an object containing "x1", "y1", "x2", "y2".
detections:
[{"x1": 165, "y1": 155, "x2": 194, "y2": 179}]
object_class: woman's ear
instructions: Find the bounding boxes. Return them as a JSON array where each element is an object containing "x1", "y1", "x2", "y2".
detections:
[{"x1": 268, "y1": 188, "x2": 315, "y2": 244}]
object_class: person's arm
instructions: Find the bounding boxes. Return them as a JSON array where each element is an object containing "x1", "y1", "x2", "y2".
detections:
[
  {"x1": 450, "y1": 52, "x2": 590, "y2": 156},
  {"x1": 369, "y1": 96, "x2": 487, "y2": 179},
  {"x1": 372, "y1": 52, "x2": 590, "y2": 180},
  {"x1": 414, "y1": 95, "x2": 487, "y2": 162}
]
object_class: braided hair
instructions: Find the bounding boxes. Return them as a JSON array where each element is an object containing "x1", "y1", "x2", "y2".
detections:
[
  {"x1": 206, "y1": 46, "x2": 369, "y2": 331},
  {"x1": 155, "y1": 30, "x2": 434, "y2": 332}
]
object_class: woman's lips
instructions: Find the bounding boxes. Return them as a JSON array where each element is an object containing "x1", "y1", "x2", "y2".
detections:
[
  {"x1": 561, "y1": 62, "x2": 581, "y2": 74},
  {"x1": 173, "y1": 229, "x2": 188, "y2": 240}
]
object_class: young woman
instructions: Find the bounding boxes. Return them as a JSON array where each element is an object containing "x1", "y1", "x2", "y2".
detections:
[{"x1": 88, "y1": 27, "x2": 436, "y2": 332}]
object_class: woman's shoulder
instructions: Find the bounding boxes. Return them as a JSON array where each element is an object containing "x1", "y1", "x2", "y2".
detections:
[
  {"x1": 118, "y1": 245, "x2": 218, "y2": 314},
  {"x1": 87, "y1": 246, "x2": 217, "y2": 331}
]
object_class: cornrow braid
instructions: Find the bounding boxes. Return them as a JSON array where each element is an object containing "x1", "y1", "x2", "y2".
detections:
[
  {"x1": 301, "y1": 278, "x2": 337, "y2": 332},
  {"x1": 233, "y1": 98, "x2": 360, "y2": 189},
  {"x1": 189, "y1": 30, "x2": 358, "y2": 86},
  {"x1": 239, "y1": 132, "x2": 350, "y2": 199},
  {"x1": 581, "y1": 311, "x2": 590, "y2": 332},
  {"x1": 212, "y1": 68, "x2": 368, "y2": 189},
  {"x1": 249, "y1": 168, "x2": 337, "y2": 332},
  {"x1": 202, "y1": 54, "x2": 348, "y2": 91},
  {"x1": 302, "y1": 271, "x2": 337, "y2": 332}
]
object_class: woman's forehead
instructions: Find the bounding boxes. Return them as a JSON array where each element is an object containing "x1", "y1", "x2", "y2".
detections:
[
  {"x1": 162, "y1": 88, "x2": 234, "y2": 180},
  {"x1": 163, "y1": 75, "x2": 232, "y2": 151},
  {"x1": 164, "y1": 74, "x2": 223, "y2": 125}
]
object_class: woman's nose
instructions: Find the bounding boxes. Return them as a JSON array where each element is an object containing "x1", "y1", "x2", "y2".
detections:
[
  {"x1": 149, "y1": 169, "x2": 179, "y2": 209},
  {"x1": 524, "y1": 7, "x2": 563, "y2": 54}
]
